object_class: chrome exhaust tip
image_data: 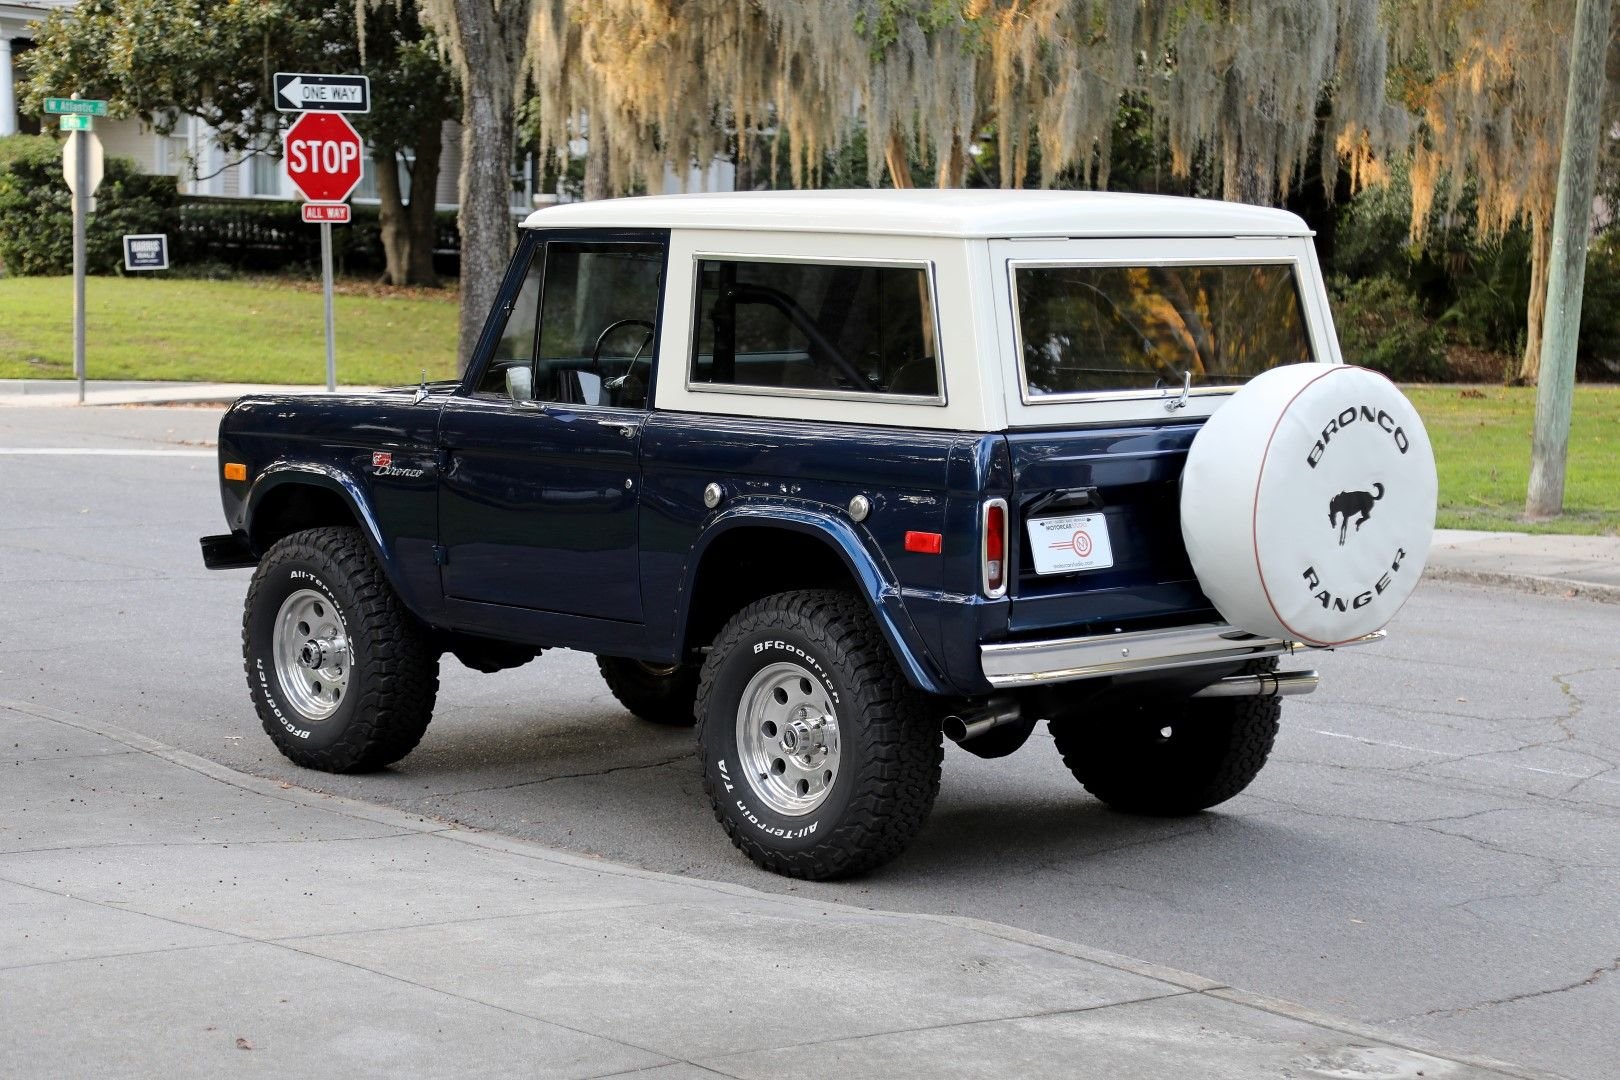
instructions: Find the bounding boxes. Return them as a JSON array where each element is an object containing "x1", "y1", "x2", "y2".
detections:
[{"x1": 1191, "y1": 670, "x2": 1320, "y2": 699}]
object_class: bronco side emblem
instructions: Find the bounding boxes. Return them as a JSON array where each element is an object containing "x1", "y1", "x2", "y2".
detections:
[{"x1": 1328, "y1": 483, "x2": 1384, "y2": 546}]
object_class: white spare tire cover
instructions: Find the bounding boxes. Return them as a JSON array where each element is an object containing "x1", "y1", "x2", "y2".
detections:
[{"x1": 1180, "y1": 364, "x2": 1437, "y2": 647}]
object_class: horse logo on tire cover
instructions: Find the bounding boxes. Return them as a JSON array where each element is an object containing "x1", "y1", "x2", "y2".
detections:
[{"x1": 1328, "y1": 483, "x2": 1385, "y2": 546}]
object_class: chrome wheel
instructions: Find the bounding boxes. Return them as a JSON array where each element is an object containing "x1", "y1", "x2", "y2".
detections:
[
  {"x1": 272, "y1": 588, "x2": 351, "y2": 721},
  {"x1": 735, "y1": 661, "x2": 841, "y2": 816}
]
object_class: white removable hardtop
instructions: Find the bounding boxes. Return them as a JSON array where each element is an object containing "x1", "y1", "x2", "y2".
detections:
[{"x1": 522, "y1": 190, "x2": 1342, "y2": 432}]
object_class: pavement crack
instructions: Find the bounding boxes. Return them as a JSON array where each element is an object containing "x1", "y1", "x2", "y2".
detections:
[
  {"x1": 1392, "y1": 956, "x2": 1620, "y2": 1021},
  {"x1": 440, "y1": 752, "x2": 695, "y2": 796}
]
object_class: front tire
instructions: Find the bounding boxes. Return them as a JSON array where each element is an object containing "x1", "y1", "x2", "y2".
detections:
[
  {"x1": 1049, "y1": 692, "x2": 1281, "y2": 816},
  {"x1": 696, "y1": 590, "x2": 942, "y2": 880},
  {"x1": 242, "y1": 526, "x2": 439, "y2": 773}
]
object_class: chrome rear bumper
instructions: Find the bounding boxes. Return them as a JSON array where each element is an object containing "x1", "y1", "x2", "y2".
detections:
[{"x1": 979, "y1": 622, "x2": 1385, "y2": 690}]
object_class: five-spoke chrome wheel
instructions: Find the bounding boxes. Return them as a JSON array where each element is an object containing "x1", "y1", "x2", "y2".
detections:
[
  {"x1": 735, "y1": 661, "x2": 841, "y2": 816},
  {"x1": 272, "y1": 588, "x2": 350, "y2": 721}
]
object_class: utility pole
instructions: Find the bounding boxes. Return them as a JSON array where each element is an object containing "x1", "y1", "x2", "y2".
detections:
[{"x1": 1526, "y1": 0, "x2": 1612, "y2": 518}]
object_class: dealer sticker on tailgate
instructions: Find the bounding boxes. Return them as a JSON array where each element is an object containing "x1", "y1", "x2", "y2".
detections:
[{"x1": 1027, "y1": 513, "x2": 1115, "y2": 575}]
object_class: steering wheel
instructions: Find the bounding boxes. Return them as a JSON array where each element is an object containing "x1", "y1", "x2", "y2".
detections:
[{"x1": 590, "y1": 319, "x2": 657, "y2": 375}]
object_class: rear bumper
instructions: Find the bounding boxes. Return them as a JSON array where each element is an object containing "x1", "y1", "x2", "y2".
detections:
[
  {"x1": 199, "y1": 532, "x2": 258, "y2": 570},
  {"x1": 979, "y1": 621, "x2": 1384, "y2": 689}
]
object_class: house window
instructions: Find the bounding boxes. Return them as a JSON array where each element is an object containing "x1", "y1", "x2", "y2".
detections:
[{"x1": 250, "y1": 151, "x2": 281, "y2": 198}]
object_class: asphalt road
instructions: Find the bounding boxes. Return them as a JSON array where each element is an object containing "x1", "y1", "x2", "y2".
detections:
[{"x1": 3, "y1": 405, "x2": 1617, "y2": 1080}]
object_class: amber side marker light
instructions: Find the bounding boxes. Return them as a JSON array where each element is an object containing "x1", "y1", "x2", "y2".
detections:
[{"x1": 223, "y1": 463, "x2": 248, "y2": 481}]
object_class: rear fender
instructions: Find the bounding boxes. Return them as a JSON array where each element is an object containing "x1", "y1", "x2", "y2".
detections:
[{"x1": 681, "y1": 503, "x2": 949, "y2": 695}]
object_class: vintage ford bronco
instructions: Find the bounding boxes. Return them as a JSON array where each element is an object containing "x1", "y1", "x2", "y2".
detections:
[{"x1": 202, "y1": 190, "x2": 1437, "y2": 879}]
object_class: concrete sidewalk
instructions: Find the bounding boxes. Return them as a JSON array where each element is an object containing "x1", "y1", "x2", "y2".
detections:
[
  {"x1": 0, "y1": 699, "x2": 1551, "y2": 1080},
  {"x1": 1425, "y1": 530, "x2": 1620, "y2": 603}
]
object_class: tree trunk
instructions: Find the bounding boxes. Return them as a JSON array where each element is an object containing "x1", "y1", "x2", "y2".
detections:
[
  {"x1": 584, "y1": 124, "x2": 610, "y2": 200},
  {"x1": 1518, "y1": 218, "x2": 1551, "y2": 385},
  {"x1": 405, "y1": 115, "x2": 445, "y2": 286},
  {"x1": 1526, "y1": 0, "x2": 1611, "y2": 517},
  {"x1": 885, "y1": 131, "x2": 915, "y2": 189},
  {"x1": 935, "y1": 133, "x2": 966, "y2": 188},
  {"x1": 449, "y1": 0, "x2": 534, "y2": 371},
  {"x1": 376, "y1": 148, "x2": 411, "y2": 287}
]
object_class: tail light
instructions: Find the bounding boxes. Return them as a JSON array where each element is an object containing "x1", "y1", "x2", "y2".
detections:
[{"x1": 982, "y1": 498, "x2": 1008, "y2": 598}]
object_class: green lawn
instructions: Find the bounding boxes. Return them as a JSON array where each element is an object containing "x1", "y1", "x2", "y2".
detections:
[
  {"x1": 0, "y1": 276, "x2": 459, "y2": 384},
  {"x1": 2, "y1": 278, "x2": 1613, "y2": 534},
  {"x1": 1405, "y1": 385, "x2": 1619, "y2": 536}
]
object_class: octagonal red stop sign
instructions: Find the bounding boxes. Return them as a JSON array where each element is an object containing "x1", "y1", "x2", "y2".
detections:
[{"x1": 283, "y1": 112, "x2": 365, "y2": 203}]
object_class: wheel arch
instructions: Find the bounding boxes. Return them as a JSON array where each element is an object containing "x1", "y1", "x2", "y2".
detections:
[
  {"x1": 676, "y1": 507, "x2": 947, "y2": 694},
  {"x1": 244, "y1": 466, "x2": 395, "y2": 579}
]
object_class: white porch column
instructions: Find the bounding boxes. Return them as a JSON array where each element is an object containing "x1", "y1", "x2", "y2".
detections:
[{"x1": 0, "y1": 36, "x2": 18, "y2": 138}]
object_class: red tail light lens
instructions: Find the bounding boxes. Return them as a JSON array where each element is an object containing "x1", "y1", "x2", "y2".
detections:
[{"x1": 983, "y1": 499, "x2": 1008, "y2": 597}]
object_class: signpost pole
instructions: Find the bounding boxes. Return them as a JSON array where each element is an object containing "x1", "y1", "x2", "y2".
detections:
[
  {"x1": 320, "y1": 221, "x2": 336, "y2": 392},
  {"x1": 72, "y1": 122, "x2": 87, "y2": 404}
]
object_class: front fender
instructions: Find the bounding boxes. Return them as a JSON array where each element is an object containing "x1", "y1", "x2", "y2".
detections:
[
  {"x1": 239, "y1": 464, "x2": 424, "y2": 608},
  {"x1": 684, "y1": 502, "x2": 950, "y2": 696}
]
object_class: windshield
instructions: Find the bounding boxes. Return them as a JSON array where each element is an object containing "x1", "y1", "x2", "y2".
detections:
[{"x1": 1012, "y1": 262, "x2": 1314, "y2": 398}]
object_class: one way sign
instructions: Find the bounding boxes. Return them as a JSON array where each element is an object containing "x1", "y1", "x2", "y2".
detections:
[{"x1": 273, "y1": 72, "x2": 370, "y2": 114}]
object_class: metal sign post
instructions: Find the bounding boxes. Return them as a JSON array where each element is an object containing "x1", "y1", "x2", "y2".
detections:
[
  {"x1": 320, "y1": 223, "x2": 336, "y2": 392},
  {"x1": 282, "y1": 104, "x2": 363, "y2": 392},
  {"x1": 53, "y1": 94, "x2": 106, "y2": 404},
  {"x1": 73, "y1": 126, "x2": 85, "y2": 403}
]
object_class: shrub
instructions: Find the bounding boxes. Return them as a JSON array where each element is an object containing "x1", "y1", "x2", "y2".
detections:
[
  {"x1": 0, "y1": 134, "x2": 179, "y2": 276},
  {"x1": 1578, "y1": 232, "x2": 1620, "y2": 381},
  {"x1": 1331, "y1": 275, "x2": 1449, "y2": 381}
]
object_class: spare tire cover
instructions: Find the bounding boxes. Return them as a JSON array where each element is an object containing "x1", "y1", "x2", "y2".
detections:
[{"x1": 1180, "y1": 364, "x2": 1437, "y2": 647}]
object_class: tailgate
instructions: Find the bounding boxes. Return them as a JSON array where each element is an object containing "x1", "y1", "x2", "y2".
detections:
[{"x1": 1004, "y1": 422, "x2": 1215, "y2": 636}]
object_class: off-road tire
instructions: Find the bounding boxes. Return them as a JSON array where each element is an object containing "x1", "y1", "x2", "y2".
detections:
[
  {"x1": 597, "y1": 657, "x2": 700, "y2": 726},
  {"x1": 243, "y1": 526, "x2": 439, "y2": 773},
  {"x1": 1050, "y1": 663, "x2": 1281, "y2": 816},
  {"x1": 696, "y1": 590, "x2": 942, "y2": 880}
]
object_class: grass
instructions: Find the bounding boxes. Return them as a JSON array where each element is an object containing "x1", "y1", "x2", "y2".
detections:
[
  {"x1": 1405, "y1": 385, "x2": 1619, "y2": 536},
  {"x1": 0, "y1": 275, "x2": 459, "y2": 385},
  {"x1": 1, "y1": 277, "x2": 1613, "y2": 534}
]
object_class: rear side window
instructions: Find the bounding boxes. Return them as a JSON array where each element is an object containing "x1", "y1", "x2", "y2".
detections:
[
  {"x1": 690, "y1": 258, "x2": 943, "y2": 400},
  {"x1": 1012, "y1": 263, "x2": 1313, "y2": 399}
]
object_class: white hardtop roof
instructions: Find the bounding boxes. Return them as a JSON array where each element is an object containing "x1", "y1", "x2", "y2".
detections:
[{"x1": 519, "y1": 189, "x2": 1311, "y2": 239}]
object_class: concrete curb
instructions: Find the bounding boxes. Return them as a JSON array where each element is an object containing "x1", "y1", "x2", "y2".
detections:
[
  {"x1": 1424, "y1": 565, "x2": 1620, "y2": 604},
  {"x1": 0, "y1": 694, "x2": 1569, "y2": 1080}
]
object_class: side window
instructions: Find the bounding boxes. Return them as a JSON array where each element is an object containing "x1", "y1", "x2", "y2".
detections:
[
  {"x1": 475, "y1": 248, "x2": 545, "y2": 398},
  {"x1": 475, "y1": 239, "x2": 665, "y2": 407},
  {"x1": 690, "y1": 259, "x2": 942, "y2": 399},
  {"x1": 534, "y1": 243, "x2": 663, "y2": 409}
]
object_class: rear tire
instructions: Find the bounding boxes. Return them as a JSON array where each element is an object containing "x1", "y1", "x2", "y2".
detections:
[
  {"x1": 597, "y1": 656, "x2": 699, "y2": 726},
  {"x1": 1050, "y1": 689, "x2": 1280, "y2": 816},
  {"x1": 695, "y1": 590, "x2": 942, "y2": 880},
  {"x1": 242, "y1": 527, "x2": 439, "y2": 773}
]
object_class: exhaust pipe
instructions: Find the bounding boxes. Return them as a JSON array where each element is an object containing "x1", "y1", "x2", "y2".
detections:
[
  {"x1": 943, "y1": 698, "x2": 1023, "y2": 743},
  {"x1": 1191, "y1": 670, "x2": 1320, "y2": 699}
]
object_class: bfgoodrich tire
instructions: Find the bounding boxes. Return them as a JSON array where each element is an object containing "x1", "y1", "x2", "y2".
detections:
[
  {"x1": 1049, "y1": 687, "x2": 1281, "y2": 816},
  {"x1": 597, "y1": 656, "x2": 699, "y2": 726},
  {"x1": 695, "y1": 590, "x2": 942, "y2": 880},
  {"x1": 242, "y1": 526, "x2": 439, "y2": 773}
]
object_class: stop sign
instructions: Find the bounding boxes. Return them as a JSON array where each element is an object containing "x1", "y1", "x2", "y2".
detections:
[{"x1": 283, "y1": 112, "x2": 364, "y2": 203}]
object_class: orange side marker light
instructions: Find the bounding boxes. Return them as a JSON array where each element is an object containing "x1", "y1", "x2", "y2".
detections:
[{"x1": 223, "y1": 463, "x2": 248, "y2": 481}]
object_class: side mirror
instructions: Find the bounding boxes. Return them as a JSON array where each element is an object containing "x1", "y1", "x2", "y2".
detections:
[{"x1": 505, "y1": 366, "x2": 532, "y2": 402}]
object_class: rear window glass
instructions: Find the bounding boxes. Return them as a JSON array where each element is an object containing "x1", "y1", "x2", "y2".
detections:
[
  {"x1": 1012, "y1": 263, "x2": 1313, "y2": 398},
  {"x1": 690, "y1": 259, "x2": 942, "y2": 399}
]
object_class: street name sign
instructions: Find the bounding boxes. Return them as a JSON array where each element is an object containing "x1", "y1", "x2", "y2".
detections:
[
  {"x1": 45, "y1": 98, "x2": 108, "y2": 116},
  {"x1": 302, "y1": 202, "x2": 351, "y2": 224},
  {"x1": 59, "y1": 114, "x2": 92, "y2": 131},
  {"x1": 283, "y1": 112, "x2": 365, "y2": 203},
  {"x1": 122, "y1": 234, "x2": 170, "y2": 271},
  {"x1": 273, "y1": 73, "x2": 370, "y2": 114}
]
